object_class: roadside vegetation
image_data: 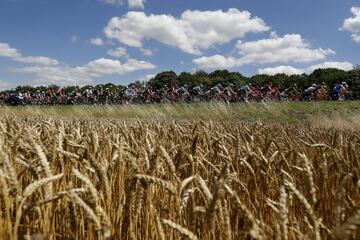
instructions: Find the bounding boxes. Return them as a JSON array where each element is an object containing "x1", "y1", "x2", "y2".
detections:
[{"x1": 1, "y1": 101, "x2": 360, "y2": 128}]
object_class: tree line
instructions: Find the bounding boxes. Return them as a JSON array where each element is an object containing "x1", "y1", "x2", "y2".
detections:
[{"x1": 3, "y1": 67, "x2": 360, "y2": 99}]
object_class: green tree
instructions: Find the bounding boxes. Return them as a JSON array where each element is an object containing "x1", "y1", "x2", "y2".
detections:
[
  {"x1": 128, "y1": 81, "x2": 144, "y2": 89},
  {"x1": 346, "y1": 69, "x2": 360, "y2": 99},
  {"x1": 148, "y1": 71, "x2": 178, "y2": 89}
]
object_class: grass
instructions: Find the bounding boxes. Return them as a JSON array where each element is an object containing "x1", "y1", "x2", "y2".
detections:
[{"x1": 1, "y1": 101, "x2": 360, "y2": 123}]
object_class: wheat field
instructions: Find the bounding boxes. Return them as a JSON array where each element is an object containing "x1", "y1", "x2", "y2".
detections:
[{"x1": 0, "y1": 105, "x2": 359, "y2": 239}]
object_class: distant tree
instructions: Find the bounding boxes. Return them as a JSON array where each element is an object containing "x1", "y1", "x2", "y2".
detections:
[
  {"x1": 309, "y1": 68, "x2": 347, "y2": 88},
  {"x1": 2, "y1": 68, "x2": 360, "y2": 99},
  {"x1": 95, "y1": 84, "x2": 104, "y2": 89},
  {"x1": 15, "y1": 85, "x2": 34, "y2": 93},
  {"x1": 207, "y1": 70, "x2": 248, "y2": 87},
  {"x1": 347, "y1": 69, "x2": 360, "y2": 99},
  {"x1": 33, "y1": 85, "x2": 48, "y2": 93},
  {"x1": 117, "y1": 85, "x2": 126, "y2": 91},
  {"x1": 209, "y1": 70, "x2": 230, "y2": 79},
  {"x1": 128, "y1": 81, "x2": 144, "y2": 89},
  {"x1": 104, "y1": 83, "x2": 117, "y2": 89},
  {"x1": 80, "y1": 85, "x2": 94, "y2": 92},
  {"x1": 226, "y1": 72, "x2": 247, "y2": 87},
  {"x1": 194, "y1": 70, "x2": 208, "y2": 77},
  {"x1": 178, "y1": 72, "x2": 193, "y2": 86},
  {"x1": 193, "y1": 70, "x2": 212, "y2": 87},
  {"x1": 48, "y1": 84, "x2": 60, "y2": 91},
  {"x1": 250, "y1": 74, "x2": 273, "y2": 87},
  {"x1": 64, "y1": 86, "x2": 78, "y2": 93},
  {"x1": 148, "y1": 71, "x2": 178, "y2": 89}
]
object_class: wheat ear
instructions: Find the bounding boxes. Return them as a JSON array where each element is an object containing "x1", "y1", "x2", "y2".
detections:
[{"x1": 162, "y1": 218, "x2": 199, "y2": 240}]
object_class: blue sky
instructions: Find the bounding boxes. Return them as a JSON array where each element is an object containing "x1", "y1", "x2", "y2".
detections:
[{"x1": 0, "y1": 0, "x2": 359, "y2": 89}]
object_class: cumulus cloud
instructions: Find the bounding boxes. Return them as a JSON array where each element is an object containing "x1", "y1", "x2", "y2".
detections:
[
  {"x1": 0, "y1": 42, "x2": 59, "y2": 65},
  {"x1": 0, "y1": 43, "x2": 19, "y2": 58},
  {"x1": 107, "y1": 47, "x2": 128, "y2": 58},
  {"x1": 128, "y1": 0, "x2": 145, "y2": 9},
  {"x1": 258, "y1": 66, "x2": 305, "y2": 75},
  {"x1": 342, "y1": 7, "x2": 360, "y2": 43},
  {"x1": 90, "y1": 38, "x2": 104, "y2": 46},
  {"x1": 104, "y1": 8, "x2": 269, "y2": 55},
  {"x1": 193, "y1": 55, "x2": 238, "y2": 69},
  {"x1": 236, "y1": 34, "x2": 335, "y2": 64},
  {"x1": 193, "y1": 34, "x2": 335, "y2": 69},
  {"x1": 257, "y1": 61, "x2": 354, "y2": 76},
  {"x1": 308, "y1": 61, "x2": 353, "y2": 71},
  {"x1": 10, "y1": 58, "x2": 156, "y2": 85}
]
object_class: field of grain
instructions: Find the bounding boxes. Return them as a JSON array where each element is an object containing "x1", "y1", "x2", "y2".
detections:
[
  {"x1": 1, "y1": 101, "x2": 360, "y2": 123},
  {"x1": 0, "y1": 104, "x2": 359, "y2": 239}
]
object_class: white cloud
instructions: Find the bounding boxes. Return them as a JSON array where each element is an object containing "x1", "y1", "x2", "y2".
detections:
[
  {"x1": 270, "y1": 31, "x2": 279, "y2": 39},
  {"x1": 193, "y1": 34, "x2": 335, "y2": 69},
  {"x1": 128, "y1": 0, "x2": 145, "y2": 9},
  {"x1": 10, "y1": 58, "x2": 156, "y2": 85},
  {"x1": 100, "y1": 0, "x2": 144, "y2": 8},
  {"x1": 101, "y1": 0, "x2": 124, "y2": 5},
  {"x1": 257, "y1": 61, "x2": 354, "y2": 76},
  {"x1": 258, "y1": 66, "x2": 305, "y2": 75},
  {"x1": 236, "y1": 34, "x2": 335, "y2": 64},
  {"x1": 352, "y1": 33, "x2": 360, "y2": 43},
  {"x1": 140, "y1": 48, "x2": 153, "y2": 56},
  {"x1": 0, "y1": 42, "x2": 19, "y2": 58},
  {"x1": 107, "y1": 47, "x2": 128, "y2": 58},
  {"x1": 90, "y1": 38, "x2": 104, "y2": 46},
  {"x1": 104, "y1": 8, "x2": 269, "y2": 55},
  {"x1": 136, "y1": 73, "x2": 156, "y2": 82},
  {"x1": 16, "y1": 56, "x2": 59, "y2": 65},
  {"x1": 0, "y1": 42, "x2": 59, "y2": 65},
  {"x1": 342, "y1": 7, "x2": 360, "y2": 43},
  {"x1": 193, "y1": 55, "x2": 238, "y2": 69},
  {"x1": 342, "y1": 7, "x2": 360, "y2": 32},
  {"x1": 308, "y1": 61, "x2": 353, "y2": 71}
]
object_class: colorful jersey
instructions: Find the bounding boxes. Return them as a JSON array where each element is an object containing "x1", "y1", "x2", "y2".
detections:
[
  {"x1": 178, "y1": 86, "x2": 187, "y2": 93},
  {"x1": 282, "y1": 87, "x2": 292, "y2": 94},
  {"x1": 210, "y1": 86, "x2": 220, "y2": 93},
  {"x1": 305, "y1": 86, "x2": 316, "y2": 93},
  {"x1": 333, "y1": 84, "x2": 343, "y2": 93},
  {"x1": 225, "y1": 86, "x2": 233, "y2": 92},
  {"x1": 192, "y1": 86, "x2": 202, "y2": 92},
  {"x1": 240, "y1": 85, "x2": 251, "y2": 92}
]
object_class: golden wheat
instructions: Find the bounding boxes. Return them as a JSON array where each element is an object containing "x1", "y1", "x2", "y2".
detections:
[{"x1": 0, "y1": 112, "x2": 358, "y2": 239}]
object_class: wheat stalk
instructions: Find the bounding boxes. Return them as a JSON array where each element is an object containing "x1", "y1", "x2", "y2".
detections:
[
  {"x1": 279, "y1": 186, "x2": 288, "y2": 240},
  {"x1": 162, "y1": 218, "x2": 199, "y2": 240},
  {"x1": 299, "y1": 153, "x2": 317, "y2": 206},
  {"x1": 35, "y1": 143, "x2": 54, "y2": 198},
  {"x1": 134, "y1": 174, "x2": 177, "y2": 195},
  {"x1": 334, "y1": 211, "x2": 360, "y2": 240},
  {"x1": 285, "y1": 181, "x2": 320, "y2": 240}
]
